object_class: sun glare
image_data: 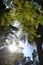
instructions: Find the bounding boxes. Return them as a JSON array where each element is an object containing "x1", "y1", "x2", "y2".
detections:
[
  {"x1": 8, "y1": 43, "x2": 17, "y2": 53},
  {"x1": 8, "y1": 40, "x2": 24, "y2": 53}
]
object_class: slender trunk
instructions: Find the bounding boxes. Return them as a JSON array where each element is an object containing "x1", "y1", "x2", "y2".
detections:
[{"x1": 36, "y1": 38, "x2": 43, "y2": 65}]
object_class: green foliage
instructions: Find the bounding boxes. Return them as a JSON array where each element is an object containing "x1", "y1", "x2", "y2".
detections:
[
  {"x1": 13, "y1": 52, "x2": 24, "y2": 60},
  {"x1": 32, "y1": 49, "x2": 39, "y2": 65},
  {"x1": 0, "y1": 57, "x2": 5, "y2": 65},
  {"x1": 22, "y1": 50, "x2": 39, "y2": 65},
  {"x1": 13, "y1": 0, "x2": 43, "y2": 44},
  {"x1": 0, "y1": 8, "x2": 15, "y2": 26},
  {"x1": 0, "y1": 0, "x2": 15, "y2": 43},
  {"x1": 0, "y1": 0, "x2": 43, "y2": 44},
  {"x1": 13, "y1": 59, "x2": 19, "y2": 65},
  {"x1": 0, "y1": 0, "x2": 15, "y2": 26},
  {"x1": 0, "y1": 52, "x2": 24, "y2": 65},
  {"x1": 0, "y1": 1, "x2": 43, "y2": 65},
  {"x1": 33, "y1": 0, "x2": 43, "y2": 6}
]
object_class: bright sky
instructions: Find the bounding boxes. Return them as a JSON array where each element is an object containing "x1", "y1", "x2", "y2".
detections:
[
  {"x1": 19, "y1": 40, "x2": 36, "y2": 58},
  {"x1": 8, "y1": 20, "x2": 36, "y2": 59},
  {"x1": 0, "y1": 20, "x2": 36, "y2": 59}
]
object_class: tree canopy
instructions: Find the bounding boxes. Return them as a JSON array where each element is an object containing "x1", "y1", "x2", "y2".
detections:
[
  {"x1": 13, "y1": 0, "x2": 43, "y2": 43},
  {"x1": 0, "y1": 0, "x2": 43, "y2": 43},
  {"x1": 0, "y1": 0, "x2": 43, "y2": 65}
]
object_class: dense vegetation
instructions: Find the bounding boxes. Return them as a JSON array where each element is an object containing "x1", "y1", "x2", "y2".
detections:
[{"x1": 0, "y1": 0, "x2": 43, "y2": 65}]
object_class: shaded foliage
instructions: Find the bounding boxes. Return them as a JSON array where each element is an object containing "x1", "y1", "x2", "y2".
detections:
[
  {"x1": 0, "y1": 0, "x2": 43, "y2": 65},
  {"x1": 21, "y1": 50, "x2": 39, "y2": 65},
  {"x1": 0, "y1": 51, "x2": 24, "y2": 65},
  {"x1": 0, "y1": 0, "x2": 43, "y2": 44}
]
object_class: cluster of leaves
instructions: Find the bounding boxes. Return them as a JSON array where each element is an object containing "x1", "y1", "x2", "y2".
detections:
[
  {"x1": 0, "y1": 52, "x2": 24, "y2": 65},
  {"x1": 0, "y1": 49, "x2": 39, "y2": 65},
  {"x1": 0, "y1": 0, "x2": 15, "y2": 40},
  {"x1": 0, "y1": 0, "x2": 43, "y2": 44},
  {"x1": 12, "y1": 50, "x2": 39, "y2": 65},
  {"x1": 33, "y1": 0, "x2": 43, "y2": 6},
  {"x1": 0, "y1": 0, "x2": 15, "y2": 26},
  {"x1": 22, "y1": 50, "x2": 39, "y2": 65},
  {"x1": 13, "y1": 0, "x2": 43, "y2": 44}
]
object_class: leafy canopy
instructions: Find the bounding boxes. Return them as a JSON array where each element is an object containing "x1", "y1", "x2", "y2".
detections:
[
  {"x1": 13, "y1": 0, "x2": 43, "y2": 43},
  {"x1": 0, "y1": 0, "x2": 43, "y2": 44}
]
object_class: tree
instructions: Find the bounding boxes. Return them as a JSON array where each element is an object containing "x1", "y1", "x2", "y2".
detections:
[
  {"x1": 33, "y1": 0, "x2": 43, "y2": 6},
  {"x1": 22, "y1": 50, "x2": 39, "y2": 65},
  {"x1": 13, "y1": 0, "x2": 43, "y2": 43},
  {"x1": 0, "y1": 51, "x2": 24, "y2": 65},
  {"x1": 32, "y1": 49, "x2": 39, "y2": 65},
  {"x1": 15, "y1": 1, "x2": 43, "y2": 65},
  {"x1": 12, "y1": 0, "x2": 43, "y2": 65},
  {"x1": 34, "y1": 24, "x2": 43, "y2": 65},
  {"x1": 12, "y1": 59, "x2": 19, "y2": 65},
  {"x1": 0, "y1": 0, "x2": 15, "y2": 45},
  {"x1": 0, "y1": 57, "x2": 5, "y2": 65},
  {"x1": 12, "y1": 52, "x2": 24, "y2": 65},
  {"x1": 0, "y1": 0, "x2": 43, "y2": 65}
]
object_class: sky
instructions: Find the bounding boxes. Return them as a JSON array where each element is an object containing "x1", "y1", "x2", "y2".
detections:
[
  {"x1": 9, "y1": 20, "x2": 36, "y2": 58},
  {"x1": 0, "y1": 20, "x2": 37, "y2": 59},
  {"x1": 0, "y1": 39, "x2": 36, "y2": 59}
]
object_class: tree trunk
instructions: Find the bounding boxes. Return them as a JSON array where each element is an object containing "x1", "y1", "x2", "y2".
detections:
[{"x1": 36, "y1": 38, "x2": 43, "y2": 65}]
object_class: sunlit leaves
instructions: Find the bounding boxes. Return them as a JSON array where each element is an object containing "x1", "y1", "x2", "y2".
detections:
[
  {"x1": 0, "y1": 0, "x2": 43, "y2": 44},
  {"x1": 0, "y1": 8, "x2": 15, "y2": 26},
  {"x1": 13, "y1": 0, "x2": 43, "y2": 44}
]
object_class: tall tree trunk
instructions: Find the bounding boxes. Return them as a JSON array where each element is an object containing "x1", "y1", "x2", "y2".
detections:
[
  {"x1": 34, "y1": 24, "x2": 43, "y2": 65},
  {"x1": 36, "y1": 38, "x2": 43, "y2": 65}
]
